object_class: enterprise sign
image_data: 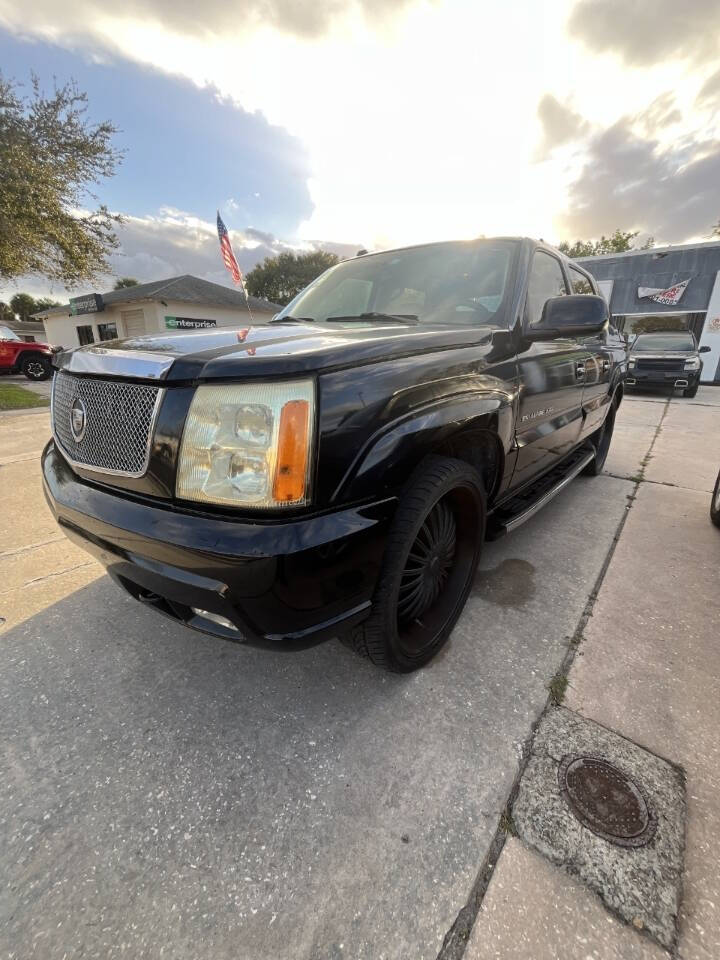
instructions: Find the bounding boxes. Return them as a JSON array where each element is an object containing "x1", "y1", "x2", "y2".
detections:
[
  {"x1": 165, "y1": 316, "x2": 217, "y2": 330},
  {"x1": 69, "y1": 293, "x2": 104, "y2": 315}
]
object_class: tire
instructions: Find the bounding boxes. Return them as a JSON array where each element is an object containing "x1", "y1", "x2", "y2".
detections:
[
  {"x1": 21, "y1": 355, "x2": 52, "y2": 381},
  {"x1": 583, "y1": 400, "x2": 616, "y2": 476},
  {"x1": 711, "y1": 470, "x2": 720, "y2": 529},
  {"x1": 684, "y1": 382, "x2": 699, "y2": 398},
  {"x1": 353, "y1": 455, "x2": 486, "y2": 672}
]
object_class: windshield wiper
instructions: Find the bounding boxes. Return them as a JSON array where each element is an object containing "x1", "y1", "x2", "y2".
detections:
[
  {"x1": 269, "y1": 315, "x2": 315, "y2": 323},
  {"x1": 325, "y1": 312, "x2": 418, "y2": 324}
]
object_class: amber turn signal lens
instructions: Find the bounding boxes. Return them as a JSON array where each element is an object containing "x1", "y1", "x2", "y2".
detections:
[{"x1": 273, "y1": 400, "x2": 310, "y2": 503}]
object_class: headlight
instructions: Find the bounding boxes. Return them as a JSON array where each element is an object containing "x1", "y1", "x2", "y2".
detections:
[
  {"x1": 177, "y1": 380, "x2": 314, "y2": 508},
  {"x1": 684, "y1": 357, "x2": 700, "y2": 370},
  {"x1": 628, "y1": 358, "x2": 636, "y2": 368}
]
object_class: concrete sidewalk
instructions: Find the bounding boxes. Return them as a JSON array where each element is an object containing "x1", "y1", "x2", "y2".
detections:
[{"x1": 466, "y1": 388, "x2": 720, "y2": 959}]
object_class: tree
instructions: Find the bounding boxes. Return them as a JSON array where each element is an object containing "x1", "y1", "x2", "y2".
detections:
[
  {"x1": 0, "y1": 73, "x2": 123, "y2": 286},
  {"x1": 0, "y1": 301, "x2": 12, "y2": 322},
  {"x1": 246, "y1": 250, "x2": 340, "y2": 306},
  {"x1": 33, "y1": 296, "x2": 62, "y2": 312},
  {"x1": 114, "y1": 277, "x2": 139, "y2": 289},
  {"x1": 6, "y1": 293, "x2": 61, "y2": 320},
  {"x1": 558, "y1": 229, "x2": 654, "y2": 258},
  {"x1": 9, "y1": 292, "x2": 37, "y2": 322}
]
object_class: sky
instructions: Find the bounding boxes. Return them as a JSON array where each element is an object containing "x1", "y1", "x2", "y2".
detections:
[{"x1": 1, "y1": 0, "x2": 720, "y2": 301}]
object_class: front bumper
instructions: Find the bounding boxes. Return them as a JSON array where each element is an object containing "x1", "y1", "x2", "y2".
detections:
[
  {"x1": 42, "y1": 441, "x2": 395, "y2": 647},
  {"x1": 626, "y1": 368, "x2": 701, "y2": 388}
]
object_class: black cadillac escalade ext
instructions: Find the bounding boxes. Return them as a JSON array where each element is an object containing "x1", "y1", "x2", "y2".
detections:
[{"x1": 43, "y1": 238, "x2": 625, "y2": 672}]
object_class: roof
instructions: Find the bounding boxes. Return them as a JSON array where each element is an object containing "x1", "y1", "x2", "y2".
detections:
[
  {"x1": 576, "y1": 239, "x2": 720, "y2": 263},
  {"x1": 2, "y1": 318, "x2": 46, "y2": 335},
  {"x1": 32, "y1": 274, "x2": 281, "y2": 318},
  {"x1": 577, "y1": 242, "x2": 720, "y2": 315}
]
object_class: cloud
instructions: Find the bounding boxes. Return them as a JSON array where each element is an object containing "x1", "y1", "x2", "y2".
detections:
[
  {"x1": 0, "y1": 2, "x2": 566, "y2": 247},
  {"x1": 109, "y1": 210, "x2": 361, "y2": 283},
  {"x1": 244, "y1": 227, "x2": 277, "y2": 246},
  {"x1": 0, "y1": 209, "x2": 361, "y2": 301},
  {"x1": 557, "y1": 118, "x2": 720, "y2": 242},
  {"x1": 568, "y1": 0, "x2": 720, "y2": 67},
  {"x1": 697, "y1": 68, "x2": 720, "y2": 107},
  {"x1": 634, "y1": 93, "x2": 681, "y2": 135},
  {"x1": 535, "y1": 94, "x2": 589, "y2": 159},
  {"x1": 0, "y1": 0, "x2": 418, "y2": 40}
]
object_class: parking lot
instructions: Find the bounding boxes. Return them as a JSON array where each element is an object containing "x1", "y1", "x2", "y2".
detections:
[{"x1": 1, "y1": 389, "x2": 719, "y2": 959}]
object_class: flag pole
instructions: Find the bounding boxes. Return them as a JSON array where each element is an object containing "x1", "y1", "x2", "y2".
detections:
[{"x1": 242, "y1": 281, "x2": 256, "y2": 324}]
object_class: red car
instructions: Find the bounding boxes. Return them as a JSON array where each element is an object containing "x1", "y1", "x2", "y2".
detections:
[{"x1": 0, "y1": 324, "x2": 55, "y2": 380}]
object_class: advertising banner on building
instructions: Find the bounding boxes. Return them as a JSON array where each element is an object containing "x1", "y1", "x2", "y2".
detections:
[
  {"x1": 165, "y1": 317, "x2": 217, "y2": 330},
  {"x1": 638, "y1": 279, "x2": 690, "y2": 305}
]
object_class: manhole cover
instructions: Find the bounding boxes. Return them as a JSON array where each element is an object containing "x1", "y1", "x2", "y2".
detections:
[{"x1": 558, "y1": 755, "x2": 657, "y2": 847}]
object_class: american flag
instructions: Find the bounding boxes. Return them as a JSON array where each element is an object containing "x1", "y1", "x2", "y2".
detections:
[{"x1": 217, "y1": 211, "x2": 244, "y2": 288}]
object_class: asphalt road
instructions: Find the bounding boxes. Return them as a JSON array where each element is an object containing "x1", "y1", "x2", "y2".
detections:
[{"x1": 0, "y1": 389, "x2": 717, "y2": 959}]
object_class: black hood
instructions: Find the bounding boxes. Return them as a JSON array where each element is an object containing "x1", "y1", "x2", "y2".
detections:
[{"x1": 60, "y1": 321, "x2": 499, "y2": 382}]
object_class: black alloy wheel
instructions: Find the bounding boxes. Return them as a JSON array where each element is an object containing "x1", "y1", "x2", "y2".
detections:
[
  {"x1": 22, "y1": 355, "x2": 52, "y2": 381},
  {"x1": 397, "y1": 497, "x2": 457, "y2": 625},
  {"x1": 352, "y1": 456, "x2": 485, "y2": 672}
]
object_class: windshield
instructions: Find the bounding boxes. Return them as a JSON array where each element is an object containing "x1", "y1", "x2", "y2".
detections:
[
  {"x1": 276, "y1": 240, "x2": 516, "y2": 327},
  {"x1": 632, "y1": 333, "x2": 695, "y2": 352},
  {"x1": 0, "y1": 325, "x2": 21, "y2": 341}
]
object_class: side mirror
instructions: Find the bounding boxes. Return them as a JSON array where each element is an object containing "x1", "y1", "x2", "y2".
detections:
[
  {"x1": 699, "y1": 344, "x2": 711, "y2": 354},
  {"x1": 526, "y1": 295, "x2": 609, "y2": 342}
]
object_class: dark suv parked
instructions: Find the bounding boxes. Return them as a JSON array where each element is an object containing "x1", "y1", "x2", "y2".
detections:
[
  {"x1": 43, "y1": 237, "x2": 625, "y2": 671},
  {"x1": 627, "y1": 331, "x2": 710, "y2": 397}
]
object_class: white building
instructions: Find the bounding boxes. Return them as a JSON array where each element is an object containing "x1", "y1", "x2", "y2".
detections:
[{"x1": 33, "y1": 275, "x2": 281, "y2": 349}]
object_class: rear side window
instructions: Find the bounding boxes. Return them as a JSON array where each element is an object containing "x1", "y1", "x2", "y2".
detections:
[
  {"x1": 568, "y1": 267, "x2": 594, "y2": 295},
  {"x1": 526, "y1": 252, "x2": 568, "y2": 325}
]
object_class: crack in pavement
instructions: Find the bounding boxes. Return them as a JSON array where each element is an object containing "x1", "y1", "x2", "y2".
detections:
[
  {"x1": 0, "y1": 536, "x2": 65, "y2": 558},
  {"x1": 0, "y1": 560, "x2": 98, "y2": 595}
]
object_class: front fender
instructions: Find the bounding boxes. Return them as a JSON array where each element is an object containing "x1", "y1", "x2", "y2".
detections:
[{"x1": 332, "y1": 391, "x2": 515, "y2": 502}]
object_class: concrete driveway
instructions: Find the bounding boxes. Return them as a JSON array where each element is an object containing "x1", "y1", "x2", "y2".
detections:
[{"x1": 0, "y1": 389, "x2": 717, "y2": 959}]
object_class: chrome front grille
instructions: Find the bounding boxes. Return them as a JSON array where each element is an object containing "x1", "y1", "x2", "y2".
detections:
[{"x1": 52, "y1": 370, "x2": 162, "y2": 476}]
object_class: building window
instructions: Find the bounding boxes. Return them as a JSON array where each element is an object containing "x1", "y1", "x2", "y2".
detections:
[
  {"x1": 77, "y1": 325, "x2": 94, "y2": 346},
  {"x1": 97, "y1": 322, "x2": 118, "y2": 341}
]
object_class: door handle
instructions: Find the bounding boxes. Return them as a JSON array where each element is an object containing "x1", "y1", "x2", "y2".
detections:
[{"x1": 576, "y1": 361, "x2": 585, "y2": 379}]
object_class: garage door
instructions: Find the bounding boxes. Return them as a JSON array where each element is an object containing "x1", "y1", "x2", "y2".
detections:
[{"x1": 121, "y1": 309, "x2": 146, "y2": 338}]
